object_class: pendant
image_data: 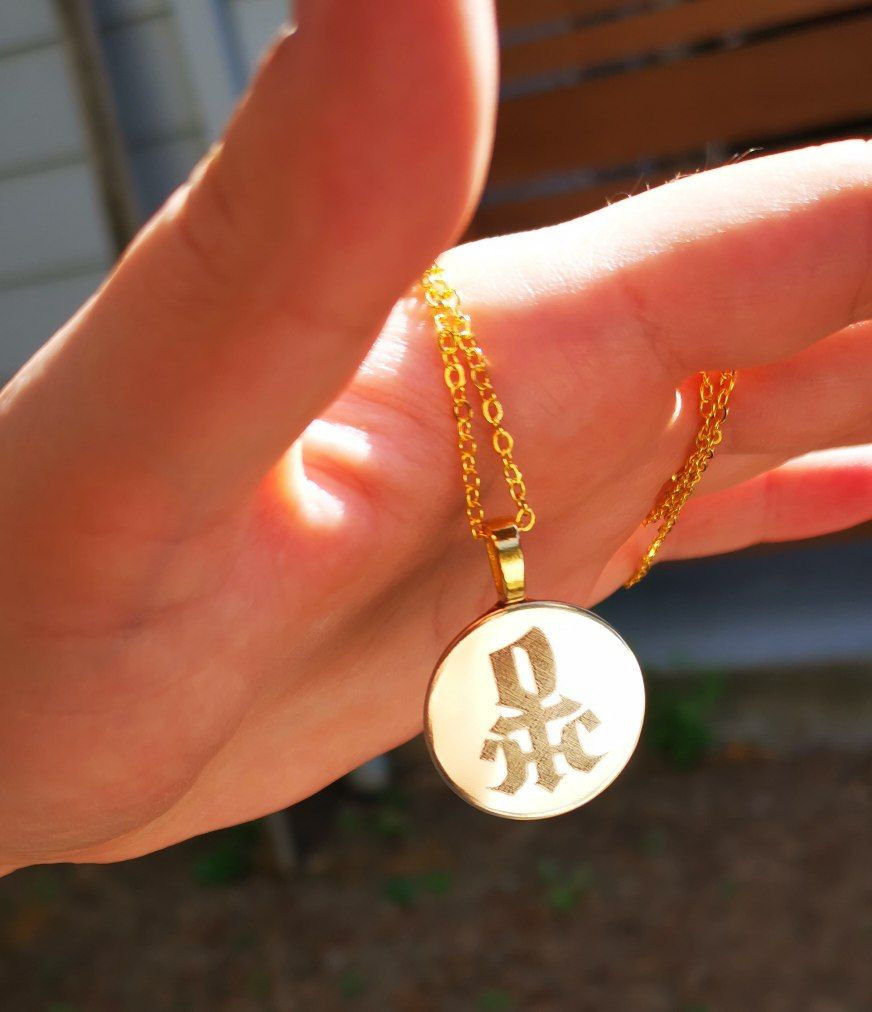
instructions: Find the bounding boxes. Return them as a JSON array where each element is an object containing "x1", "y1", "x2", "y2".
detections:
[{"x1": 424, "y1": 520, "x2": 645, "y2": 820}]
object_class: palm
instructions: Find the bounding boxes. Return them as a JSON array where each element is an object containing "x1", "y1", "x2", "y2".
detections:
[
  {"x1": 0, "y1": 275, "x2": 687, "y2": 862},
  {"x1": 2, "y1": 1, "x2": 870, "y2": 871}
]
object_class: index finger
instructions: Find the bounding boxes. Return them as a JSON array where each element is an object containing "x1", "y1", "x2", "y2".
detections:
[{"x1": 449, "y1": 139, "x2": 872, "y2": 379}]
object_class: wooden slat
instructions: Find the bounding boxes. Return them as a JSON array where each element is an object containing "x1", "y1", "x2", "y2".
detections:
[
  {"x1": 490, "y1": 16, "x2": 872, "y2": 186},
  {"x1": 498, "y1": 0, "x2": 637, "y2": 32},
  {"x1": 0, "y1": 270, "x2": 104, "y2": 378},
  {"x1": 0, "y1": 1, "x2": 58, "y2": 53},
  {"x1": 0, "y1": 163, "x2": 112, "y2": 283},
  {"x1": 502, "y1": 0, "x2": 863, "y2": 80},
  {"x1": 471, "y1": 175, "x2": 660, "y2": 238},
  {"x1": 0, "y1": 44, "x2": 87, "y2": 176},
  {"x1": 474, "y1": 115, "x2": 868, "y2": 238}
]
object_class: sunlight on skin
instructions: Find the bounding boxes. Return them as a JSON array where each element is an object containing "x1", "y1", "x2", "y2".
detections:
[
  {"x1": 275, "y1": 420, "x2": 374, "y2": 528},
  {"x1": 271, "y1": 297, "x2": 420, "y2": 532},
  {"x1": 781, "y1": 443, "x2": 872, "y2": 476},
  {"x1": 354, "y1": 298, "x2": 416, "y2": 383},
  {"x1": 304, "y1": 418, "x2": 373, "y2": 464},
  {"x1": 668, "y1": 387, "x2": 683, "y2": 429}
]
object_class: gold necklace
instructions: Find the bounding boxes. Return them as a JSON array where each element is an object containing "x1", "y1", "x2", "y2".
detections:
[{"x1": 420, "y1": 263, "x2": 735, "y2": 820}]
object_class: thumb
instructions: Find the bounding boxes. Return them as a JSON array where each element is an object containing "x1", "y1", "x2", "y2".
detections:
[{"x1": 1, "y1": 0, "x2": 497, "y2": 530}]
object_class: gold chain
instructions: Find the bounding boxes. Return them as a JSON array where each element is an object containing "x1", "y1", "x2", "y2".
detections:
[
  {"x1": 421, "y1": 264, "x2": 534, "y2": 540},
  {"x1": 420, "y1": 264, "x2": 735, "y2": 584},
  {"x1": 624, "y1": 369, "x2": 736, "y2": 586}
]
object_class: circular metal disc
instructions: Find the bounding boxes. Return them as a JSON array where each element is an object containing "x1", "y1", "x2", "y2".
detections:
[{"x1": 424, "y1": 600, "x2": 645, "y2": 820}]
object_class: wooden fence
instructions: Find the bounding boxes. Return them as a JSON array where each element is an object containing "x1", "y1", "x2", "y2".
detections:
[{"x1": 473, "y1": 0, "x2": 872, "y2": 237}]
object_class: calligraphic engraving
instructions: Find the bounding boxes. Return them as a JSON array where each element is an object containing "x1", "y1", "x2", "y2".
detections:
[{"x1": 480, "y1": 626, "x2": 604, "y2": 794}]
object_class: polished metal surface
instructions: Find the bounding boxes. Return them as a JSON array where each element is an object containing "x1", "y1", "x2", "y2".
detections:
[
  {"x1": 425, "y1": 601, "x2": 645, "y2": 819},
  {"x1": 483, "y1": 517, "x2": 525, "y2": 604}
]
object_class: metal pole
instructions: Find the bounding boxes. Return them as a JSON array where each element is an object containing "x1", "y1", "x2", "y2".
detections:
[{"x1": 53, "y1": 0, "x2": 141, "y2": 251}]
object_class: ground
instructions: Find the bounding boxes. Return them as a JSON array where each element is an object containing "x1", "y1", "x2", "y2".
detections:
[{"x1": 1, "y1": 689, "x2": 871, "y2": 1012}]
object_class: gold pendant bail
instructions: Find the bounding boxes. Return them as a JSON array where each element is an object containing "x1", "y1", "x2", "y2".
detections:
[{"x1": 483, "y1": 517, "x2": 525, "y2": 605}]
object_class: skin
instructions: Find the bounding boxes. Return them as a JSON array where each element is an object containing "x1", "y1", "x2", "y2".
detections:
[{"x1": 0, "y1": 0, "x2": 870, "y2": 874}]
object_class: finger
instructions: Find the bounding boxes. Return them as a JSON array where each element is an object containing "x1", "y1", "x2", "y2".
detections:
[
  {"x1": 638, "y1": 319, "x2": 872, "y2": 501},
  {"x1": 422, "y1": 141, "x2": 872, "y2": 553},
  {"x1": 1, "y1": 0, "x2": 497, "y2": 529},
  {"x1": 595, "y1": 446, "x2": 872, "y2": 596},
  {"x1": 446, "y1": 140, "x2": 872, "y2": 383},
  {"x1": 719, "y1": 321, "x2": 872, "y2": 458}
]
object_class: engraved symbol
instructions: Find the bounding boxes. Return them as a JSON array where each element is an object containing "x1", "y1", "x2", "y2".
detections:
[{"x1": 480, "y1": 627, "x2": 604, "y2": 795}]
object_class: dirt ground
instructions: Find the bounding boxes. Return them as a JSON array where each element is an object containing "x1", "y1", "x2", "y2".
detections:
[{"x1": 1, "y1": 729, "x2": 870, "y2": 1012}]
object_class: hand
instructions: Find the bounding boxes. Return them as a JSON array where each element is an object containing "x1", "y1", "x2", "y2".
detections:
[{"x1": 1, "y1": 0, "x2": 870, "y2": 872}]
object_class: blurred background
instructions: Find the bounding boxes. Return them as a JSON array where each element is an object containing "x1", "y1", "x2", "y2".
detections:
[{"x1": 1, "y1": 1, "x2": 871, "y2": 1009}]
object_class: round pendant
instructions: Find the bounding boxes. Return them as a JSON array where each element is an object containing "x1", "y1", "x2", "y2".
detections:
[{"x1": 424, "y1": 600, "x2": 645, "y2": 820}]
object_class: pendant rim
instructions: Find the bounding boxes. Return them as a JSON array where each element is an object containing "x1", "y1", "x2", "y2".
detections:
[{"x1": 423, "y1": 599, "x2": 646, "y2": 821}]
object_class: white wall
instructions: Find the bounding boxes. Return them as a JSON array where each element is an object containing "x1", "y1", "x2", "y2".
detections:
[
  {"x1": 0, "y1": 1, "x2": 113, "y2": 375},
  {"x1": 0, "y1": 0, "x2": 288, "y2": 380}
]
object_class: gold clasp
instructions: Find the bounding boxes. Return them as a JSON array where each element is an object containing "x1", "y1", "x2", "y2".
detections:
[{"x1": 483, "y1": 517, "x2": 525, "y2": 605}]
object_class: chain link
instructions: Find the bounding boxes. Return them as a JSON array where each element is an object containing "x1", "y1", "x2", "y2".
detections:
[
  {"x1": 421, "y1": 264, "x2": 535, "y2": 540},
  {"x1": 624, "y1": 369, "x2": 736, "y2": 587},
  {"x1": 421, "y1": 264, "x2": 735, "y2": 583}
]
